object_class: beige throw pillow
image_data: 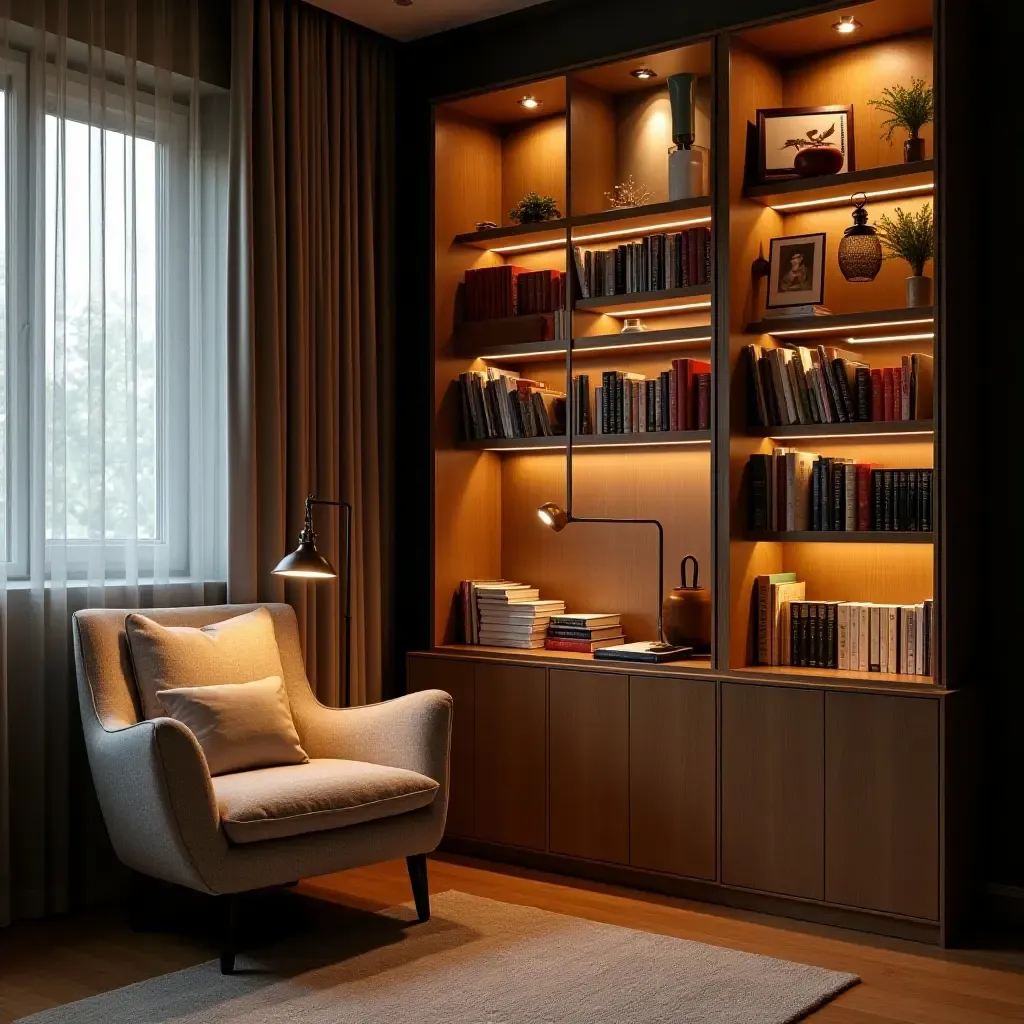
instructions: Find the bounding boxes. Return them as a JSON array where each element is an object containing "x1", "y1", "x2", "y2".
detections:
[
  {"x1": 126, "y1": 608, "x2": 287, "y2": 721},
  {"x1": 156, "y1": 676, "x2": 309, "y2": 776}
]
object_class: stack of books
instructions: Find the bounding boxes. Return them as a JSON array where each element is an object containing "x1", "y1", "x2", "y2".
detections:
[
  {"x1": 545, "y1": 613, "x2": 625, "y2": 653},
  {"x1": 458, "y1": 580, "x2": 565, "y2": 648},
  {"x1": 463, "y1": 265, "x2": 566, "y2": 321},
  {"x1": 458, "y1": 368, "x2": 566, "y2": 441}
]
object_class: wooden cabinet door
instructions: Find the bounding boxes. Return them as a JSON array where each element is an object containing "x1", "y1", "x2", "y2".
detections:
[
  {"x1": 721, "y1": 683, "x2": 824, "y2": 899},
  {"x1": 473, "y1": 662, "x2": 547, "y2": 850},
  {"x1": 629, "y1": 676, "x2": 717, "y2": 880},
  {"x1": 549, "y1": 669, "x2": 629, "y2": 864},
  {"x1": 406, "y1": 656, "x2": 476, "y2": 838},
  {"x1": 825, "y1": 692, "x2": 939, "y2": 920}
]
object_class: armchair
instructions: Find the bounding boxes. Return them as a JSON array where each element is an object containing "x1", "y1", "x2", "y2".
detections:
[{"x1": 72, "y1": 603, "x2": 452, "y2": 973}]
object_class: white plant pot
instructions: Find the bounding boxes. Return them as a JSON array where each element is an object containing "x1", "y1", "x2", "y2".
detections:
[
  {"x1": 669, "y1": 146, "x2": 707, "y2": 201},
  {"x1": 905, "y1": 275, "x2": 932, "y2": 307}
]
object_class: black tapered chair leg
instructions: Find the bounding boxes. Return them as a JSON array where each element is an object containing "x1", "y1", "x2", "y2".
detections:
[
  {"x1": 406, "y1": 854, "x2": 430, "y2": 922},
  {"x1": 220, "y1": 894, "x2": 239, "y2": 974}
]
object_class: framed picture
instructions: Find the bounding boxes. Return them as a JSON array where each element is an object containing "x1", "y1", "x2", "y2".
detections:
[
  {"x1": 756, "y1": 105, "x2": 855, "y2": 181},
  {"x1": 766, "y1": 232, "x2": 826, "y2": 309}
]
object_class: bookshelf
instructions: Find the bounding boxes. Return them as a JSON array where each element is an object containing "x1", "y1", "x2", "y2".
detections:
[{"x1": 417, "y1": 0, "x2": 977, "y2": 945}]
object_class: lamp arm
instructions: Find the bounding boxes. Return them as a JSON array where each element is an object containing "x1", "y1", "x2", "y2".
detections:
[{"x1": 567, "y1": 514, "x2": 665, "y2": 642}]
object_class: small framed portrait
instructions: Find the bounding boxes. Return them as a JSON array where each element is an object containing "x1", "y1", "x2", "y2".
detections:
[
  {"x1": 767, "y1": 232, "x2": 826, "y2": 309},
  {"x1": 756, "y1": 105, "x2": 855, "y2": 181}
]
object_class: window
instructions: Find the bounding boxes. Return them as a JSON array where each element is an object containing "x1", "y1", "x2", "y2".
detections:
[{"x1": 1, "y1": 49, "x2": 227, "y2": 581}]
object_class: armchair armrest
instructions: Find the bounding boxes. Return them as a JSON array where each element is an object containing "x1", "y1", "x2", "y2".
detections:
[
  {"x1": 296, "y1": 689, "x2": 453, "y2": 785},
  {"x1": 85, "y1": 715, "x2": 227, "y2": 892}
]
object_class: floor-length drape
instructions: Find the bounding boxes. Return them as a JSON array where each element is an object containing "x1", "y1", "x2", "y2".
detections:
[
  {"x1": 228, "y1": 0, "x2": 396, "y2": 708},
  {"x1": 0, "y1": 0, "x2": 229, "y2": 927}
]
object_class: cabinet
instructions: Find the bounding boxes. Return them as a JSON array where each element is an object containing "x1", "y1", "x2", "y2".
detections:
[
  {"x1": 549, "y1": 669, "x2": 629, "y2": 863},
  {"x1": 721, "y1": 683, "x2": 824, "y2": 899},
  {"x1": 629, "y1": 675, "x2": 717, "y2": 880},
  {"x1": 473, "y1": 663, "x2": 548, "y2": 850},
  {"x1": 407, "y1": 656, "x2": 476, "y2": 837},
  {"x1": 825, "y1": 692, "x2": 939, "y2": 920}
]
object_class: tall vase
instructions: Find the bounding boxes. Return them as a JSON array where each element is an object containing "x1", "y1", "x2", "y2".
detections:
[
  {"x1": 669, "y1": 146, "x2": 707, "y2": 200},
  {"x1": 904, "y1": 136, "x2": 926, "y2": 163},
  {"x1": 906, "y1": 275, "x2": 932, "y2": 307}
]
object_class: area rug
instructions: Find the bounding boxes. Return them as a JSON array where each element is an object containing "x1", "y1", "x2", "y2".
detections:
[{"x1": 17, "y1": 891, "x2": 858, "y2": 1023}]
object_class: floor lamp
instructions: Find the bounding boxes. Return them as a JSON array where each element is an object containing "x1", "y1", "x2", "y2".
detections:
[
  {"x1": 273, "y1": 493, "x2": 353, "y2": 701},
  {"x1": 536, "y1": 334, "x2": 690, "y2": 663}
]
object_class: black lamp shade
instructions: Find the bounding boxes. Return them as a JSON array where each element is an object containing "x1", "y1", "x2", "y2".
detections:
[
  {"x1": 273, "y1": 540, "x2": 337, "y2": 578},
  {"x1": 838, "y1": 197, "x2": 883, "y2": 282}
]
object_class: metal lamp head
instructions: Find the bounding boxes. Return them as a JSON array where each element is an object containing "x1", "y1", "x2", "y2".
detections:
[
  {"x1": 537, "y1": 501, "x2": 569, "y2": 533},
  {"x1": 273, "y1": 496, "x2": 337, "y2": 578}
]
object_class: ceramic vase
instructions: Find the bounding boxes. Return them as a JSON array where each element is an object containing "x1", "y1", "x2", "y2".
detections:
[{"x1": 906, "y1": 275, "x2": 932, "y2": 307}]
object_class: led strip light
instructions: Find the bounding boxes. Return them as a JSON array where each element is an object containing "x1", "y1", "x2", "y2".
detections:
[{"x1": 769, "y1": 182, "x2": 934, "y2": 212}]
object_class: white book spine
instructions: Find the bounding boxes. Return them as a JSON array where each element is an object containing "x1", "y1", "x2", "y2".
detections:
[
  {"x1": 907, "y1": 607, "x2": 917, "y2": 675},
  {"x1": 899, "y1": 607, "x2": 908, "y2": 673},
  {"x1": 869, "y1": 605, "x2": 881, "y2": 671},
  {"x1": 837, "y1": 604, "x2": 849, "y2": 671},
  {"x1": 858, "y1": 605, "x2": 870, "y2": 672},
  {"x1": 847, "y1": 603, "x2": 858, "y2": 671},
  {"x1": 878, "y1": 606, "x2": 889, "y2": 674},
  {"x1": 916, "y1": 603, "x2": 925, "y2": 677},
  {"x1": 887, "y1": 605, "x2": 898, "y2": 676}
]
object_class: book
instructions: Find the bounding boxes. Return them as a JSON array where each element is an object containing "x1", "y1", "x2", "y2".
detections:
[
  {"x1": 756, "y1": 572, "x2": 797, "y2": 664},
  {"x1": 549, "y1": 613, "x2": 621, "y2": 629},
  {"x1": 547, "y1": 625, "x2": 626, "y2": 641},
  {"x1": 763, "y1": 304, "x2": 831, "y2": 318},
  {"x1": 544, "y1": 636, "x2": 626, "y2": 653},
  {"x1": 594, "y1": 641, "x2": 694, "y2": 663},
  {"x1": 773, "y1": 581, "x2": 806, "y2": 664}
]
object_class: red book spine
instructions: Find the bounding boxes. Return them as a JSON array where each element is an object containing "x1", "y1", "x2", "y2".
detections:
[
  {"x1": 672, "y1": 358, "x2": 684, "y2": 430},
  {"x1": 856, "y1": 464, "x2": 872, "y2": 531},
  {"x1": 882, "y1": 367, "x2": 895, "y2": 421},
  {"x1": 545, "y1": 638, "x2": 600, "y2": 653},
  {"x1": 669, "y1": 368, "x2": 679, "y2": 430},
  {"x1": 870, "y1": 369, "x2": 883, "y2": 421},
  {"x1": 892, "y1": 366, "x2": 903, "y2": 421},
  {"x1": 683, "y1": 359, "x2": 712, "y2": 430},
  {"x1": 696, "y1": 373, "x2": 711, "y2": 430}
]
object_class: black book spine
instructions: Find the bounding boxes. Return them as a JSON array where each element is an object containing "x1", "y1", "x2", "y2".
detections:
[
  {"x1": 833, "y1": 359, "x2": 857, "y2": 422},
  {"x1": 821, "y1": 458, "x2": 832, "y2": 530},
  {"x1": 808, "y1": 604, "x2": 819, "y2": 668},
  {"x1": 660, "y1": 370, "x2": 672, "y2": 430},
  {"x1": 907, "y1": 470, "x2": 918, "y2": 530},
  {"x1": 646, "y1": 380, "x2": 656, "y2": 432},
  {"x1": 826, "y1": 603, "x2": 837, "y2": 669},
  {"x1": 615, "y1": 373, "x2": 624, "y2": 433},
  {"x1": 811, "y1": 461, "x2": 822, "y2": 531},
  {"x1": 602, "y1": 371, "x2": 613, "y2": 436},
  {"x1": 921, "y1": 469, "x2": 932, "y2": 531},
  {"x1": 896, "y1": 469, "x2": 907, "y2": 530},
  {"x1": 748, "y1": 455, "x2": 770, "y2": 530},
  {"x1": 789, "y1": 601, "x2": 801, "y2": 667},
  {"x1": 855, "y1": 366, "x2": 871, "y2": 421},
  {"x1": 799, "y1": 604, "x2": 810, "y2": 667},
  {"x1": 651, "y1": 234, "x2": 662, "y2": 291},
  {"x1": 872, "y1": 469, "x2": 883, "y2": 531},
  {"x1": 832, "y1": 462, "x2": 844, "y2": 531},
  {"x1": 883, "y1": 469, "x2": 894, "y2": 530},
  {"x1": 615, "y1": 247, "x2": 626, "y2": 295}
]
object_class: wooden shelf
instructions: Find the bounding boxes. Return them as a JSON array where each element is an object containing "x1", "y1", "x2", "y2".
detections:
[
  {"x1": 573, "y1": 326, "x2": 713, "y2": 357},
  {"x1": 747, "y1": 306, "x2": 934, "y2": 340},
  {"x1": 750, "y1": 420, "x2": 934, "y2": 439},
  {"x1": 455, "y1": 314, "x2": 562, "y2": 360},
  {"x1": 435, "y1": 643, "x2": 714, "y2": 675},
  {"x1": 576, "y1": 285, "x2": 711, "y2": 317},
  {"x1": 744, "y1": 160, "x2": 934, "y2": 211},
  {"x1": 452, "y1": 219, "x2": 568, "y2": 252},
  {"x1": 730, "y1": 664, "x2": 936, "y2": 689},
  {"x1": 458, "y1": 430, "x2": 712, "y2": 452},
  {"x1": 746, "y1": 531, "x2": 933, "y2": 543},
  {"x1": 570, "y1": 197, "x2": 712, "y2": 239}
]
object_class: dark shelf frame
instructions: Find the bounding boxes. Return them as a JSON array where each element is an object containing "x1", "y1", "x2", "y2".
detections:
[
  {"x1": 458, "y1": 430, "x2": 712, "y2": 452},
  {"x1": 743, "y1": 160, "x2": 934, "y2": 208},
  {"x1": 576, "y1": 284, "x2": 712, "y2": 315},
  {"x1": 746, "y1": 306, "x2": 935, "y2": 338},
  {"x1": 749, "y1": 420, "x2": 934, "y2": 439}
]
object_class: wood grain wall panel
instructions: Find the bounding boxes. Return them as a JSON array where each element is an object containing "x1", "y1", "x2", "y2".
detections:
[
  {"x1": 406, "y1": 657, "x2": 476, "y2": 838},
  {"x1": 782, "y1": 34, "x2": 934, "y2": 173},
  {"x1": 500, "y1": 450, "x2": 711, "y2": 644},
  {"x1": 502, "y1": 115, "x2": 567, "y2": 227},
  {"x1": 629, "y1": 675, "x2": 717, "y2": 879},
  {"x1": 569, "y1": 80, "x2": 617, "y2": 217},
  {"x1": 473, "y1": 663, "x2": 548, "y2": 850},
  {"x1": 721, "y1": 683, "x2": 824, "y2": 899},
  {"x1": 825, "y1": 691, "x2": 939, "y2": 919},
  {"x1": 549, "y1": 669, "x2": 629, "y2": 864}
]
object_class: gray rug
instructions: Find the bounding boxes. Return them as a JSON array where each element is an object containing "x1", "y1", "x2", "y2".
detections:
[{"x1": 17, "y1": 891, "x2": 858, "y2": 1023}]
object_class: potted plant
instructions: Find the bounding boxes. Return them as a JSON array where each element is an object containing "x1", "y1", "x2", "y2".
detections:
[
  {"x1": 877, "y1": 203, "x2": 934, "y2": 307},
  {"x1": 868, "y1": 77, "x2": 934, "y2": 162},
  {"x1": 509, "y1": 192, "x2": 561, "y2": 225},
  {"x1": 779, "y1": 123, "x2": 844, "y2": 178}
]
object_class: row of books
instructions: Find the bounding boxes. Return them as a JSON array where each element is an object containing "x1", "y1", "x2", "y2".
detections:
[
  {"x1": 545, "y1": 613, "x2": 625, "y2": 653},
  {"x1": 748, "y1": 344, "x2": 933, "y2": 427},
  {"x1": 458, "y1": 369, "x2": 565, "y2": 440},
  {"x1": 569, "y1": 358, "x2": 712, "y2": 435},
  {"x1": 756, "y1": 572, "x2": 933, "y2": 675},
  {"x1": 748, "y1": 450, "x2": 933, "y2": 533},
  {"x1": 458, "y1": 580, "x2": 566, "y2": 648},
  {"x1": 574, "y1": 227, "x2": 711, "y2": 300},
  {"x1": 464, "y1": 267, "x2": 566, "y2": 322}
]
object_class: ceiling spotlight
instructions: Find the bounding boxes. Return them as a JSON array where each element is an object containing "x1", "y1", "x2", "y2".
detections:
[
  {"x1": 394, "y1": 0, "x2": 413, "y2": 6},
  {"x1": 831, "y1": 15, "x2": 860, "y2": 33},
  {"x1": 630, "y1": 68, "x2": 657, "y2": 80},
  {"x1": 517, "y1": 95, "x2": 541, "y2": 109}
]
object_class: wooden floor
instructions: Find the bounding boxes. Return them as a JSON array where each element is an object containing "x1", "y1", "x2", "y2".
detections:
[{"x1": 1, "y1": 854, "x2": 1022, "y2": 1022}]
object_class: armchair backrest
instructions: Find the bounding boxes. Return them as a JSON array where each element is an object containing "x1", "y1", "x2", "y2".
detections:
[{"x1": 73, "y1": 603, "x2": 315, "y2": 732}]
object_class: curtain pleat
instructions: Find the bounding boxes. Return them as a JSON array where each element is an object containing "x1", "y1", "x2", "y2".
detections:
[{"x1": 228, "y1": 0, "x2": 396, "y2": 708}]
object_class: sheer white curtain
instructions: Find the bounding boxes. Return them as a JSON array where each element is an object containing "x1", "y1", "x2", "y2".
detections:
[{"x1": 0, "y1": 0, "x2": 228, "y2": 925}]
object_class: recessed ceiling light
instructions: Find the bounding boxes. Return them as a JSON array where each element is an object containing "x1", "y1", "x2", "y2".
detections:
[
  {"x1": 831, "y1": 15, "x2": 861, "y2": 33},
  {"x1": 517, "y1": 95, "x2": 541, "y2": 109},
  {"x1": 631, "y1": 68, "x2": 657, "y2": 80},
  {"x1": 393, "y1": 0, "x2": 413, "y2": 6}
]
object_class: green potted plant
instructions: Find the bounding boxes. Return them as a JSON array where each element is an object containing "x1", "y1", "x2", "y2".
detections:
[
  {"x1": 868, "y1": 77, "x2": 934, "y2": 163},
  {"x1": 877, "y1": 203, "x2": 934, "y2": 307},
  {"x1": 509, "y1": 192, "x2": 561, "y2": 225}
]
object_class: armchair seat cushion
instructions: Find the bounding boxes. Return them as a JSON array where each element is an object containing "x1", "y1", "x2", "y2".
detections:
[{"x1": 211, "y1": 758, "x2": 440, "y2": 845}]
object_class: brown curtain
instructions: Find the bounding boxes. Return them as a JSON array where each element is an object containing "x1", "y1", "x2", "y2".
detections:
[{"x1": 228, "y1": 0, "x2": 395, "y2": 707}]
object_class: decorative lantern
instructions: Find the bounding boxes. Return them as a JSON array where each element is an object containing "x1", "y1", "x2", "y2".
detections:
[{"x1": 838, "y1": 192, "x2": 883, "y2": 282}]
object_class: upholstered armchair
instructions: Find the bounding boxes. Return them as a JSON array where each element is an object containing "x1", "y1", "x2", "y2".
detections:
[{"x1": 72, "y1": 603, "x2": 452, "y2": 973}]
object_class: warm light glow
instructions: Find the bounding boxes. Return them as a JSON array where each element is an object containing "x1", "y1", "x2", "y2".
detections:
[
  {"x1": 480, "y1": 438, "x2": 712, "y2": 452},
  {"x1": 770, "y1": 183, "x2": 933, "y2": 212},
  {"x1": 765, "y1": 317, "x2": 933, "y2": 336},
  {"x1": 480, "y1": 347, "x2": 567, "y2": 361},
  {"x1": 577, "y1": 335, "x2": 713, "y2": 352},
  {"x1": 604, "y1": 300, "x2": 712, "y2": 318},
  {"x1": 832, "y1": 15, "x2": 861, "y2": 33},
  {"x1": 574, "y1": 215, "x2": 711, "y2": 244},
  {"x1": 489, "y1": 237, "x2": 566, "y2": 254},
  {"x1": 518, "y1": 95, "x2": 541, "y2": 109},
  {"x1": 537, "y1": 508, "x2": 554, "y2": 525},
  {"x1": 273, "y1": 569, "x2": 337, "y2": 578},
  {"x1": 630, "y1": 68, "x2": 657, "y2": 79},
  {"x1": 767, "y1": 429, "x2": 934, "y2": 440},
  {"x1": 844, "y1": 332, "x2": 936, "y2": 344}
]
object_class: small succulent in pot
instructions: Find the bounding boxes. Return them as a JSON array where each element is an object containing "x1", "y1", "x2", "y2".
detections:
[
  {"x1": 780, "y1": 123, "x2": 844, "y2": 177},
  {"x1": 868, "y1": 77, "x2": 934, "y2": 161},
  {"x1": 508, "y1": 192, "x2": 561, "y2": 225}
]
